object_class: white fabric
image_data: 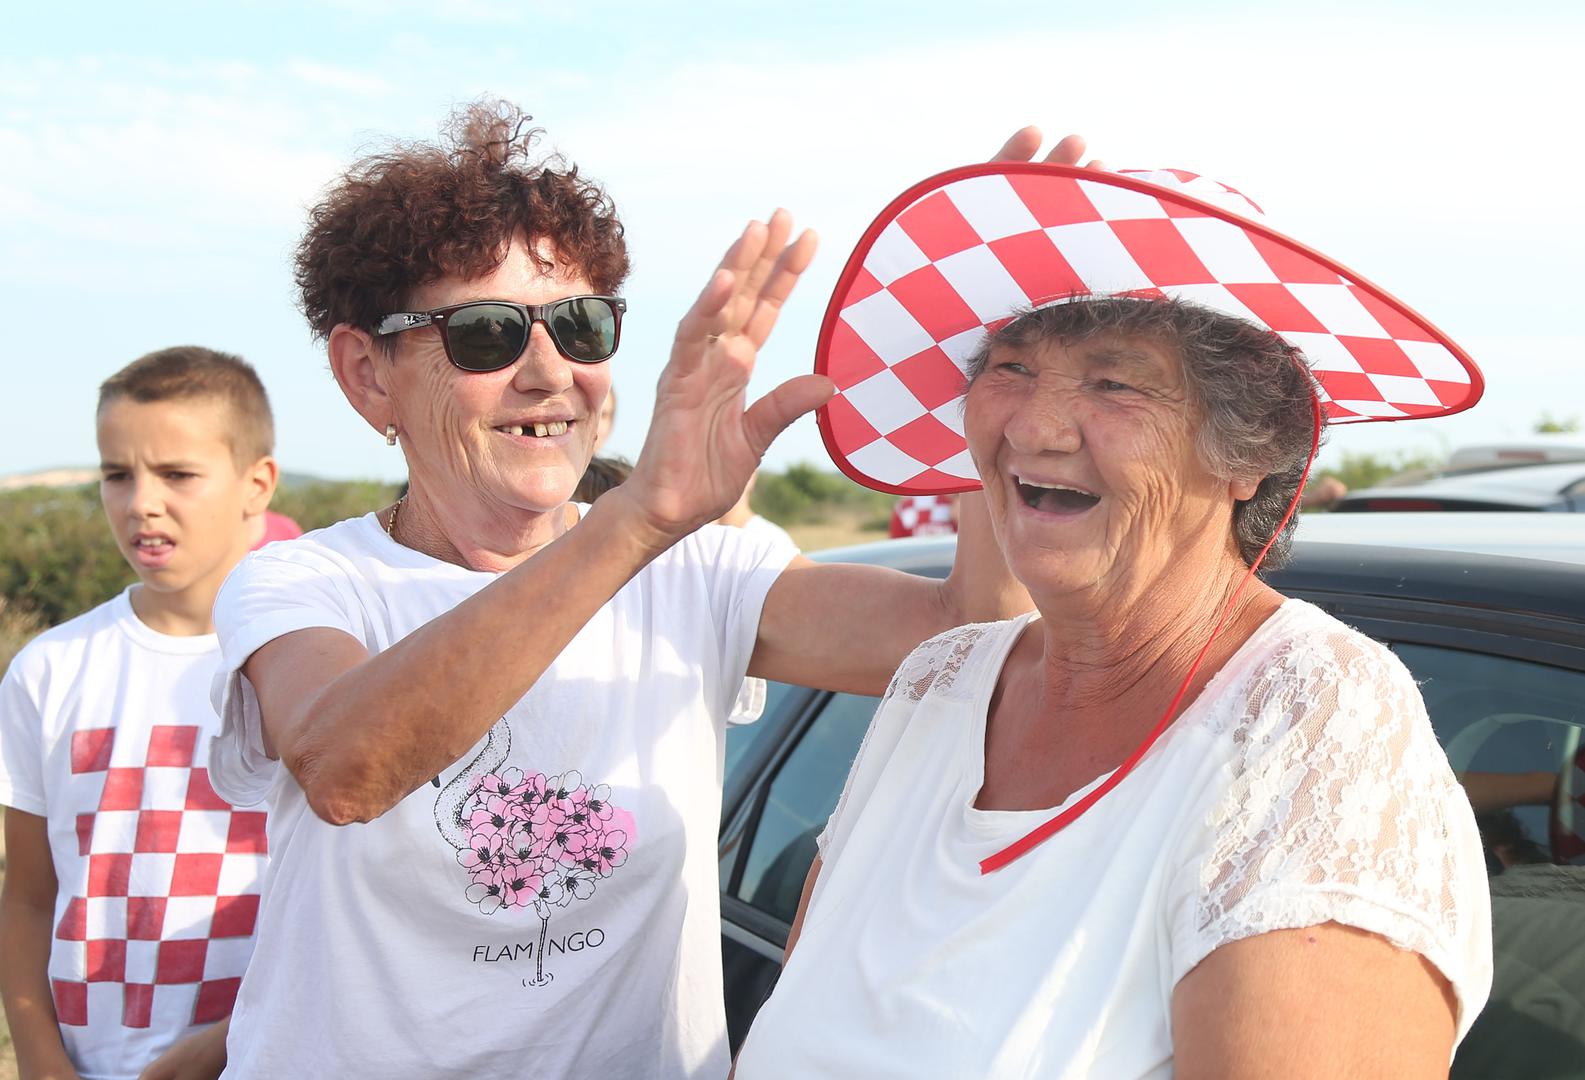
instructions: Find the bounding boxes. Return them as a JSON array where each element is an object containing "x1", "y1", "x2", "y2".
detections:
[
  {"x1": 0, "y1": 591, "x2": 265, "y2": 1080},
  {"x1": 727, "y1": 517, "x2": 796, "y2": 725},
  {"x1": 207, "y1": 513, "x2": 796, "y2": 1079},
  {"x1": 736, "y1": 600, "x2": 1493, "y2": 1079},
  {"x1": 738, "y1": 514, "x2": 796, "y2": 551}
]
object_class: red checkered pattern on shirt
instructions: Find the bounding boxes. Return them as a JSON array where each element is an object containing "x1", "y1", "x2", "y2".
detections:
[
  {"x1": 49, "y1": 723, "x2": 266, "y2": 1029},
  {"x1": 816, "y1": 164, "x2": 1482, "y2": 495},
  {"x1": 891, "y1": 495, "x2": 958, "y2": 538}
]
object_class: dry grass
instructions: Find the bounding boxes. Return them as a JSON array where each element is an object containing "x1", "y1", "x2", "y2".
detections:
[{"x1": 785, "y1": 513, "x2": 889, "y2": 555}]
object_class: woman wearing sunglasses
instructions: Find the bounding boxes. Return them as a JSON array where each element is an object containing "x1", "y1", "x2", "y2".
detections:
[{"x1": 200, "y1": 103, "x2": 1040, "y2": 1078}]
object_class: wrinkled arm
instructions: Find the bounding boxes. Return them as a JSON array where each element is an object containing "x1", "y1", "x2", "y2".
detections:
[
  {"x1": 1172, "y1": 922, "x2": 1457, "y2": 1079},
  {"x1": 247, "y1": 492, "x2": 679, "y2": 826},
  {"x1": 0, "y1": 809, "x2": 81, "y2": 1080},
  {"x1": 750, "y1": 492, "x2": 1029, "y2": 695}
]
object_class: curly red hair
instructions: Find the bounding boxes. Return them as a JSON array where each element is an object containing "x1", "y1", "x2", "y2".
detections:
[{"x1": 295, "y1": 100, "x2": 630, "y2": 340}]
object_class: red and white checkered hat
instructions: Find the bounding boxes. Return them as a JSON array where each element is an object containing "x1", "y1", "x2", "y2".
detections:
[{"x1": 815, "y1": 163, "x2": 1485, "y2": 495}]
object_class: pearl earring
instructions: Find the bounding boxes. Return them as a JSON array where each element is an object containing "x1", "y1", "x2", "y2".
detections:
[{"x1": 385, "y1": 424, "x2": 398, "y2": 446}]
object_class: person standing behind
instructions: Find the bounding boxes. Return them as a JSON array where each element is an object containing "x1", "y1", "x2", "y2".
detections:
[
  {"x1": 888, "y1": 493, "x2": 958, "y2": 539},
  {"x1": 0, "y1": 348, "x2": 278, "y2": 1080},
  {"x1": 718, "y1": 471, "x2": 796, "y2": 550}
]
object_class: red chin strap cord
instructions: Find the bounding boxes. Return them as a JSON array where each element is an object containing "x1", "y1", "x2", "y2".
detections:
[{"x1": 978, "y1": 389, "x2": 1324, "y2": 875}]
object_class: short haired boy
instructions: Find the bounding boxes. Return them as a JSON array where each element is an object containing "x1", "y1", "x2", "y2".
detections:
[{"x1": 0, "y1": 347, "x2": 278, "y2": 1080}]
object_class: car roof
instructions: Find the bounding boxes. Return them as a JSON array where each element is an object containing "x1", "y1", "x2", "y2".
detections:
[
  {"x1": 1337, "y1": 460, "x2": 1585, "y2": 510},
  {"x1": 1446, "y1": 435, "x2": 1585, "y2": 470},
  {"x1": 1294, "y1": 511, "x2": 1585, "y2": 564},
  {"x1": 807, "y1": 513, "x2": 1585, "y2": 620},
  {"x1": 813, "y1": 513, "x2": 1585, "y2": 568}
]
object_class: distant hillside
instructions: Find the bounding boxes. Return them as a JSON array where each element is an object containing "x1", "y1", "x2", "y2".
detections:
[
  {"x1": 0, "y1": 467, "x2": 341, "y2": 491},
  {"x1": 0, "y1": 467, "x2": 97, "y2": 491}
]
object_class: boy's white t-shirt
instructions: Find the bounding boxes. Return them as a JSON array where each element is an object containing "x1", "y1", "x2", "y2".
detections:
[
  {"x1": 0, "y1": 590, "x2": 267, "y2": 1080},
  {"x1": 736, "y1": 601, "x2": 1494, "y2": 1079},
  {"x1": 206, "y1": 512, "x2": 796, "y2": 1079}
]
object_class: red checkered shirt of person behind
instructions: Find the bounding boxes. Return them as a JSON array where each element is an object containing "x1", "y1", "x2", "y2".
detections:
[
  {"x1": 890, "y1": 494, "x2": 959, "y2": 539},
  {"x1": 0, "y1": 589, "x2": 267, "y2": 1077}
]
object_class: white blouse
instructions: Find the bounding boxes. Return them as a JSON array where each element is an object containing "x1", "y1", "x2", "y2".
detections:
[{"x1": 735, "y1": 600, "x2": 1493, "y2": 1079}]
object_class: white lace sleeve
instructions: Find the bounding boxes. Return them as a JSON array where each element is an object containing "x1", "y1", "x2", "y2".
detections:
[
  {"x1": 1176, "y1": 625, "x2": 1493, "y2": 1033},
  {"x1": 815, "y1": 622, "x2": 996, "y2": 862}
]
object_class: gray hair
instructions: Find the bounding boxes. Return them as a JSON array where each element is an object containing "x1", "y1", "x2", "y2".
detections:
[{"x1": 963, "y1": 296, "x2": 1321, "y2": 568}]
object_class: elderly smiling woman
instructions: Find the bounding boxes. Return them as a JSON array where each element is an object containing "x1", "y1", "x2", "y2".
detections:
[
  {"x1": 734, "y1": 170, "x2": 1494, "y2": 1078},
  {"x1": 200, "y1": 107, "x2": 1056, "y2": 1079}
]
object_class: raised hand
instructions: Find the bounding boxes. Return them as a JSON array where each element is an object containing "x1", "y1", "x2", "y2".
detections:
[
  {"x1": 991, "y1": 128, "x2": 1107, "y2": 171},
  {"x1": 622, "y1": 209, "x2": 834, "y2": 539}
]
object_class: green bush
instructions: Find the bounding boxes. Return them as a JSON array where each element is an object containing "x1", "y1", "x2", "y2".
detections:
[
  {"x1": 272, "y1": 480, "x2": 400, "y2": 532},
  {"x1": 0, "y1": 486, "x2": 134, "y2": 629},
  {"x1": 753, "y1": 463, "x2": 894, "y2": 525},
  {"x1": 0, "y1": 479, "x2": 398, "y2": 664},
  {"x1": 1316, "y1": 449, "x2": 1443, "y2": 493},
  {"x1": 0, "y1": 596, "x2": 48, "y2": 678}
]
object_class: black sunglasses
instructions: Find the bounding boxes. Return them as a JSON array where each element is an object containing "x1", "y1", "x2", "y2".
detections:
[{"x1": 376, "y1": 295, "x2": 626, "y2": 371}]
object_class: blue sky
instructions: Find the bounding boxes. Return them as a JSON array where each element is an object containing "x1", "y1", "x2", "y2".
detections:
[{"x1": 4, "y1": 0, "x2": 1582, "y2": 484}]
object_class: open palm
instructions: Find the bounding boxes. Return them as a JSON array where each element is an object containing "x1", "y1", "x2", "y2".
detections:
[{"x1": 626, "y1": 209, "x2": 833, "y2": 537}]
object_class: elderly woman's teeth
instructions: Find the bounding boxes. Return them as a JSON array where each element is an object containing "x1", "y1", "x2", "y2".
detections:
[
  {"x1": 1016, "y1": 480, "x2": 1100, "y2": 513},
  {"x1": 501, "y1": 421, "x2": 570, "y2": 437}
]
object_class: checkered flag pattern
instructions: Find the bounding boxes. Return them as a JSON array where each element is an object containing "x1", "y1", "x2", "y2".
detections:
[
  {"x1": 890, "y1": 495, "x2": 957, "y2": 538},
  {"x1": 50, "y1": 722, "x2": 266, "y2": 1031},
  {"x1": 815, "y1": 163, "x2": 1483, "y2": 495}
]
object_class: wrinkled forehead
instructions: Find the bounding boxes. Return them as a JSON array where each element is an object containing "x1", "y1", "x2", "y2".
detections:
[{"x1": 992, "y1": 328, "x2": 1185, "y2": 385}]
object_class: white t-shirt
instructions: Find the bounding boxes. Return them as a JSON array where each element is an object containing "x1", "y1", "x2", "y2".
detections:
[
  {"x1": 736, "y1": 600, "x2": 1493, "y2": 1079},
  {"x1": 207, "y1": 512, "x2": 796, "y2": 1079},
  {"x1": 0, "y1": 590, "x2": 267, "y2": 1080},
  {"x1": 739, "y1": 514, "x2": 796, "y2": 551}
]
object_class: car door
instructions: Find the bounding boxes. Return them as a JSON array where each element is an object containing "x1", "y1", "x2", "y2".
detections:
[
  {"x1": 1279, "y1": 582, "x2": 1585, "y2": 1079},
  {"x1": 720, "y1": 684, "x2": 881, "y2": 1051}
]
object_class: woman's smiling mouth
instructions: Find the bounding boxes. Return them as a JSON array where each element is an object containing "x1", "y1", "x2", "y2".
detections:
[
  {"x1": 494, "y1": 420, "x2": 571, "y2": 438},
  {"x1": 1014, "y1": 476, "x2": 1102, "y2": 515}
]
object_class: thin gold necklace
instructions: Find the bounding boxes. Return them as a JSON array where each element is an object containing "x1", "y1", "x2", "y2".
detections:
[{"x1": 384, "y1": 495, "x2": 406, "y2": 541}]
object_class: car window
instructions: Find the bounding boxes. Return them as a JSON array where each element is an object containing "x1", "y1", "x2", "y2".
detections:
[
  {"x1": 733, "y1": 691, "x2": 879, "y2": 924},
  {"x1": 1391, "y1": 643, "x2": 1585, "y2": 1079}
]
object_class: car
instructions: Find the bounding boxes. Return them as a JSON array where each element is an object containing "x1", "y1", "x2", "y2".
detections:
[
  {"x1": 1444, "y1": 436, "x2": 1585, "y2": 472},
  {"x1": 719, "y1": 515, "x2": 1585, "y2": 1076},
  {"x1": 1331, "y1": 460, "x2": 1585, "y2": 512}
]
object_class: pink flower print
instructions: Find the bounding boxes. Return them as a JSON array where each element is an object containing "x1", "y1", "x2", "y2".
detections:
[
  {"x1": 537, "y1": 866, "x2": 597, "y2": 908},
  {"x1": 458, "y1": 830, "x2": 507, "y2": 874},
  {"x1": 569, "y1": 783, "x2": 614, "y2": 829},
  {"x1": 465, "y1": 878, "x2": 507, "y2": 915},
  {"x1": 560, "y1": 866, "x2": 598, "y2": 903},
  {"x1": 468, "y1": 795, "x2": 524, "y2": 839},
  {"x1": 580, "y1": 827, "x2": 629, "y2": 878},
  {"x1": 503, "y1": 821, "x2": 547, "y2": 868},
  {"x1": 543, "y1": 770, "x2": 584, "y2": 818},
  {"x1": 516, "y1": 771, "x2": 552, "y2": 813},
  {"x1": 495, "y1": 866, "x2": 546, "y2": 910},
  {"x1": 533, "y1": 812, "x2": 596, "y2": 865},
  {"x1": 478, "y1": 767, "x2": 531, "y2": 801}
]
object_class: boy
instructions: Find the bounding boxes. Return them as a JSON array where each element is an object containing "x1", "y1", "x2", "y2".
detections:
[{"x1": 0, "y1": 347, "x2": 277, "y2": 1079}]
